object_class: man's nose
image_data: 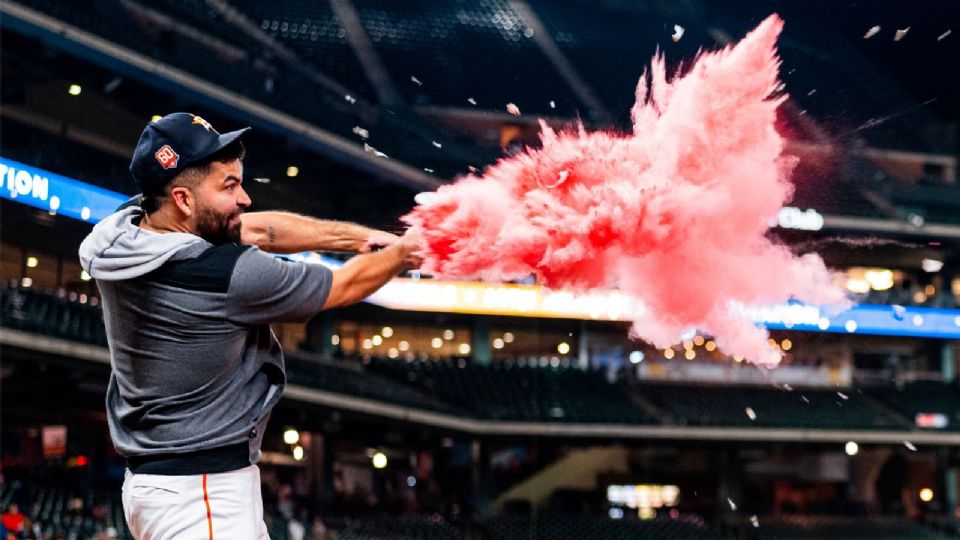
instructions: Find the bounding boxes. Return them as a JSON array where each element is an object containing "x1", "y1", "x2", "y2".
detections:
[{"x1": 237, "y1": 186, "x2": 252, "y2": 209}]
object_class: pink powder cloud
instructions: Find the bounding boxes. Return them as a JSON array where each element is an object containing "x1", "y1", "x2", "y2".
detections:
[{"x1": 403, "y1": 14, "x2": 848, "y2": 365}]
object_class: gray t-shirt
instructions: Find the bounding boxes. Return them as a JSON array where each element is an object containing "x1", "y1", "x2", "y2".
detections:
[{"x1": 94, "y1": 241, "x2": 332, "y2": 461}]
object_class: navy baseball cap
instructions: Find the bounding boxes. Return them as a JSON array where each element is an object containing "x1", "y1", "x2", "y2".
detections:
[{"x1": 130, "y1": 112, "x2": 250, "y2": 194}]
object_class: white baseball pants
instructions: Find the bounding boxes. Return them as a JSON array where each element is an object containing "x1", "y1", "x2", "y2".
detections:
[{"x1": 122, "y1": 465, "x2": 270, "y2": 539}]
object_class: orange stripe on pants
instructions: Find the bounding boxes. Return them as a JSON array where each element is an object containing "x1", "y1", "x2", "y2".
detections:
[{"x1": 202, "y1": 473, "x2": 214, "y2": 540}]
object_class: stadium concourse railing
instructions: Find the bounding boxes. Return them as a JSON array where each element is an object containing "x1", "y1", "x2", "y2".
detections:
[{"x1": 3, "y1": 283, "x2": 960, "y2": 445}]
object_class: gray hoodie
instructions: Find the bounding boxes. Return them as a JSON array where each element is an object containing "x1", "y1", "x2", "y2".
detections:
[{"x1": 79, "y1": 208, "x2": 332, "y2": 463}]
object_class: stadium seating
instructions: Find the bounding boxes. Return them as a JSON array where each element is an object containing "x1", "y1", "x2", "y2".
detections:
[
  {"x1": 748, "y1": 515, "x2": 954, "y2": 540},
  {"x1": 480, "y1": 515, "x2": 733, "y2": 540},
  {"x1": 1, "y1": 284, "x2": 947, "y2": 432},
  {"x1": 870, "y1": 381, "x2": 960, "y2": 431},
  {"x1": 285, "y1": 354, "x2": 468, "y2": 415},
  {"x1": 0, "y1": 283, "x2": 107, "y2": 346},
  {"x1": 367, "y1": 357, "x2": 653, "y2": 424},
  {"x1": 1, "y1": 481, "x2": 131, "y2": 539},
  {"x1": 635, "y1": 383, "x2": 912, "y2": 430}
]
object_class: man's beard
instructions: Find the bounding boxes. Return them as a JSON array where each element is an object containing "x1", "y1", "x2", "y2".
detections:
[{"x1": 195, "y1": 205, "x2": 242, "y2": 245}]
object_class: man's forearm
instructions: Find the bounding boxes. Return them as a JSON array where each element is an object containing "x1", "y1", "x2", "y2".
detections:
[
  {"x1": 240, "y1": 211, "x2": 385, "y2": 253},
  {"x1": 324, "y1": 243, "x2": 410, "y2": 309}
]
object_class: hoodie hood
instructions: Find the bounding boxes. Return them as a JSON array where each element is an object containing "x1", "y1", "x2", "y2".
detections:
[{"x1": 78, "y1": 207, "x2": 210, "y2": 281}]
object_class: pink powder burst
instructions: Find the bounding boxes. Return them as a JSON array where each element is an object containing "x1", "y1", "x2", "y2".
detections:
[{"x1": 402, "y1": 14, "x2": 848, "y2": 365}]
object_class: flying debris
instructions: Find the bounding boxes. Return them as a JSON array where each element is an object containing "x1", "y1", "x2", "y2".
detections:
[
  {"x1": 863, "y1": 26, "x2": 881, "y2": 39},
  {"x1": 506, "y1": 103, "x2": 521, "y2": 116},
  {"x1": 672, "y1": 24, "x2": 685, "y2": 42},
  {"x1": 352, "y1": 126, "x2": 370, "y2": 139},
  {"x1": 363, "y1": 143, "x2": 388, "y2": 158},
  {"x1": 894, "y1": 27, "x2": 910, "y2": 41}
]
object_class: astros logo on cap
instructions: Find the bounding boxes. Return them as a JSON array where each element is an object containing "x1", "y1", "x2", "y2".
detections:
[
  {"x1": 191, "y1": 115, "x2": 214, "y2": 132},
  {"x1": 155, "y1": 145, "x2": 180, "y2": 169}
]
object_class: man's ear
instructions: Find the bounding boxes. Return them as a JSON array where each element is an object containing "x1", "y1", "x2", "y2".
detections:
[{"x1": 169, "y1": 186, "x2": 195, "y2": 217}]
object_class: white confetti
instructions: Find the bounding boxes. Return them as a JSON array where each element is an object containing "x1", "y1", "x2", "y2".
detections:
[
  {"x1": 352, "y1": 126, "x2": 369, "y2": 139},
  {"x1": 774, "y1": 82, "x2": 786, "y2": 93},
  {"x1": 557, "y1": 170, "x2": 569, "y2": 184},
  {"x1": 363, "y1": 143, "x2": 388, "y2": 158},
  {"x1": 253, "y1": 177, "x2": 270, "y2": 184},
  {"x1": 432, "y1": 140, "x2": 442, "y2": 148},
  {"x1": 863, "y1": 26, "x2": 881, "y2": 39},
  {"x1": 423, "y1": 168, "x2": 434, "y2": 173},
  {"x1": 892, "y1": 305, "x2": 906, "y2": 320},
  {"x1": 903, "y1": 441, "x2": 917, "y2": 451},
  {"x1": 938, "y1": 30, "x2": 952, "y2": 41},
  {"x1": 671, "y1": 24, "x2": 685, "y2": 42},
  {"x1": 344, "y1": 94, "x2": 356, "y2": 104},
  {"x1": 782, "y1": 384, "x2": 793, "y2": 392},
  {"x1": 549, "y1": 100, "x2": 556, "y2": 109},
  {"x1": 506, "y1": 103, "x2": 521, "y2": 116},
  {"x1": 837, "y1": 392, "x2": 849, "y2": 400},
  {"x1": 468, "y1": 166, "x2": 479, "y2": 173},
  {"x1": 727, "y1": 498, "x2": 737, "y2": 510},
  {"x1": 745, "y1": 407, "x2": 757, "y2": 421},
  {"x1": 894, "y1": 27, "x2": 910, "y2": 41},
  {"x1": 467, "y1": 97, "x2": 477, "y2": 105},
  {"x1": 807, "y1": 89, "x2": 817, "y2": 96},
  {"x1": 413, "y1": 192, "x2": 437, "y2": 205},
  {"x1": 801, "y1": 396, "x2": 810, "y2": 404},
  {"x1": 411, "y1": 76, "x2": 423, "y2": 86},
  {"x1": 750, "y1": 515, "x2": 759, "y2": 528}
]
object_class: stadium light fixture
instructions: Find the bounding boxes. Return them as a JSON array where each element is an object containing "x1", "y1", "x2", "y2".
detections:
[
  {"x1": 68, "y1": 84, "x2": 82, "y2": 96},
  {"x1": 443, "y1": 329, "x2": 455, "y2": 340},
  {"x1": 292, "y1": 445, "x2": 304, "y2": 461},
  {"x1": 382, "y1": 326, "x2": 394, "y2": 337},
  {"x1": 845, "y1": 441, "x2": 859, "y2": 456},
  {"x1": 372, "y1": 335, "x2": 383, "y2": 346},
  {"x1": 919, "y1": 488, "x2": 934, "y2": 502},
  {"x1": 557, "y1": 342, "x2": 570, "y2": 355},
  {"x1": 503, "y1": 332, "x2": 515, "y2": 343},
  {"x1": 286, "y1": 166, "x2": 299, "y2": 177},
  {"x1": 372, "y1": 452, "x2": 387, "y2": 469},
  {"x1": 492, "y1": 338, "x2": 505, "y2": 349},
  {"x1": 26, "y1": 257, "x2": 38, "y2": 268},
  {"x1": 283, "y1": 428, "x2": 299, "y2": 445},
  {"x1": 431, "y1": 337, "x2": 443, "y2": 349},
  {"x1": 458, "y1": 343, "x2": 471, "y2": 355}
]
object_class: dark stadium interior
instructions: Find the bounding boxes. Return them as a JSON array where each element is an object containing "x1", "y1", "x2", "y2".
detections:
[{"x1": 2, "y1": 0, "x2": 960, "y2": 538}]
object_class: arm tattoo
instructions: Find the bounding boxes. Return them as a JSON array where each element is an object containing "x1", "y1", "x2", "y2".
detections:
[{"x1": 268, "y1": 225, "x2": 276, "y2": 244}]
